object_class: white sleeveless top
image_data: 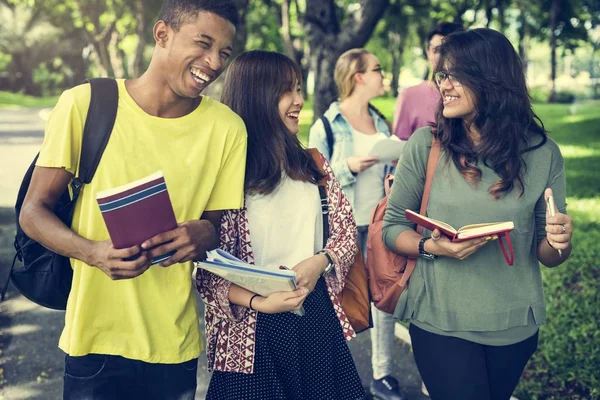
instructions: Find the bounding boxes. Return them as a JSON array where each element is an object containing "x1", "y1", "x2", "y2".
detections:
[{"x1": 246, "y1": 174, "x2": 323, "y2": 269}]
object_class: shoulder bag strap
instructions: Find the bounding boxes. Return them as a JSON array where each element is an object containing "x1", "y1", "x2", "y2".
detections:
[
  {"x1": 307, "y1": 149, "x2": 329, "y2": 247},
  {"x1": 398, "y1": 137, "x2": 441, "y2": 287}
]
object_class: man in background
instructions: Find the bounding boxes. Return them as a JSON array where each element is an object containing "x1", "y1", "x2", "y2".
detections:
[{"x1": 393, "y1": 22, "x2": 464, "y2": 140}]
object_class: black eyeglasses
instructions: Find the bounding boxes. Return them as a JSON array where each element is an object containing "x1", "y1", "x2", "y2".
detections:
[{"x1": 434, "y1": 71, "x2": 462, "y2": 87}]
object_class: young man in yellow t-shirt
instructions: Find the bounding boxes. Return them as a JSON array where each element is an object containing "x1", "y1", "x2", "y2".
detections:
[{"x1": 19, "y1": 1, "x2": 247, "y2": 399}]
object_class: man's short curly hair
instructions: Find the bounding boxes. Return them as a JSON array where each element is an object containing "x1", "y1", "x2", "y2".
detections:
[{"x1": 157, "y1": 0, "x2": 239, "y2": 31}]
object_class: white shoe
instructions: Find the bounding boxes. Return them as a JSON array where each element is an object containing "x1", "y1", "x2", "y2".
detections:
[{"x1": 421, "y1": 382, "x2": 430, "y2": 397}]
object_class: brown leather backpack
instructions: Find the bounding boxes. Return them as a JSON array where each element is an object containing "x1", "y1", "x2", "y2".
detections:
[
  {"x1": 366, "y1": 138, "x2": 440, "y2": 314},
  {"x1": 308, "y1": 149, "x2": 372, "y2": 333}
]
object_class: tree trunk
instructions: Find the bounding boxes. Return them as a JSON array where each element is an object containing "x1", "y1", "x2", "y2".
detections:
[
  {"x1": 310, "y1": 46, "x2": 341, "y2": 120},
  {"x1": 12, "y1": 52, "x2": 39, "y2": 95},
  {"x1": 87, "y1": 21, "x2": 117, "y2": 78},
  {"x1": 280, "y1": 0, "x2": 309, "y2": 97},
  {"x1": 496, "y1": 0, "x2": 507, "y2": 33},
  {"x1": 517, "y1": 7, "x2": 529, "y2": 77},
  {"x1": 132, "y1": 0, "x2": 146, "y2": 77},
  {"x1": 485, "y1": 5, "x2": 493, "y2": 28},
  {"x1": 591, "y1": 43, "x2": 599, "y2": 98},
  {"x1": 109, "y1": 31, "x2": 125, "y2": 78},
  {"x1": 548, "y1": 0, "x2": 560, "y2": 103},
  {"x1": 232, "y1": 0, "x2": 250, "y2": 59},
  {"x1": 390, "y1": 31, "x2": 404, "y2": 98},
  {"x1": 304, "y1": 0, "x2": 389, "y2": 120}
]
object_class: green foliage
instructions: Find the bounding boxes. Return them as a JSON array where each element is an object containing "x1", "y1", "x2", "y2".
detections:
[
  {"x1": 0, "y1": 52, "x2": 11, "y2": 70},
  {"x1": 0, "y1": 90, "x2": 58, "y2": 108},
  {"x1": 245, "y1": 1, "x2": 285, "y2": 52},
  {"x1": 529, "y1": 86, "x2": 551, "y2": 103},
  {"x1": 32, "y1": 61, "x2": 66, "y2": 97}
]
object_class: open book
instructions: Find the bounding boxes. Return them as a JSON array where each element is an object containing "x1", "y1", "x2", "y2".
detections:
[
  {"x1": 196, "y1": 249, "x2": 305, "y2": 316},
  {"x1": 405, "y1": 209, "x2": 515, "y2": 265},
  {"x1": 96, "y1": 171, "x2": 178, "y2": 265}
]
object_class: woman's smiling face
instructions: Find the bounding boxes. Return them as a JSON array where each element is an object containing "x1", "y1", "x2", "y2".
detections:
[
  {"x1": 436, "y1": 67, "x2": 477, "y2": 122},
  {"x1": 278, "y1": 80, "x2": 304, "y2": 135}
]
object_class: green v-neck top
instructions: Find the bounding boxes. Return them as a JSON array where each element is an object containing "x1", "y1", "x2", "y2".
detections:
[{"x1": 382, "y1": 127, "x2": 567, "y2": 345}]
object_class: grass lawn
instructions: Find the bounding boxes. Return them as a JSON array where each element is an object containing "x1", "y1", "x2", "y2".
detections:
[{"x1": 0, "y1": 91, "x2": 59, "y2": 108}]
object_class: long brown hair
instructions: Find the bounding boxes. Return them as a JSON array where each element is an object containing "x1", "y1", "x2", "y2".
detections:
[
  {"x1": 221, "y1": 50, "x2": 323, "y2": 195},
  {"x1": 433, "y1": 28, "x2": 547, "y2": 198}
]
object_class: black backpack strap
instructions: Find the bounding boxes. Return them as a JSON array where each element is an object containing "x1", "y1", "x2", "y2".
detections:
[
  {"x1": 71, "y1": 78, "x2": 118, "y2": 199},
  {"x1": 320, "y1": 116, "x2": 334, "y2": 160},
  {"x1": 78, "y1": 78, "x2": 118, "y2": 184}
]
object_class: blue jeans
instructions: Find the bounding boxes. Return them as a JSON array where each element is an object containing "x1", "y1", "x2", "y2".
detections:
[
  {"x1": 358, "y1": 226, "x2": 396, "y2": 380},
  {"x1": 63, "y1": 354, "x2": 197, "y2": 400}
]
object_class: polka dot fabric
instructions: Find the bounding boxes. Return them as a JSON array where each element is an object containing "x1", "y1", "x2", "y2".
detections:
[{"x1": 206, "y1": 278, "x2": 364, "y2": 400}]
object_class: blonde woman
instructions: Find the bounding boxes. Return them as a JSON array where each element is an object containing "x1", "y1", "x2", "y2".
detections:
[{"x1": 308, "y1": 49, "x2": 405, "y2": 400}]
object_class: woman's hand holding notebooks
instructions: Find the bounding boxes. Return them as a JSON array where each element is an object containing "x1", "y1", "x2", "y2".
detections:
[
  {"x1": 405, "y1": 209, "x2": 515, "y2": 265},
  {"x1": 96, "y1": 171, "x2": 178, "y2": 265},
  {"x1": 196, "y1": 249, "x2": 306, "y2": 316}
]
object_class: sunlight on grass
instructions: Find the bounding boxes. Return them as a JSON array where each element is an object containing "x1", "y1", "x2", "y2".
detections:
[
  {"x1": 560, "y1": 113, "x2": 600, "y2": 124},
  {"x1": 0, "y1": 91, "x2": 58, "y2": 108},
  {"x1": 560, "y1": 145, "x2": 600, "y2": 158},
  {"x1": 568, "y1": 198, "x2": 600, "y2": 223}
]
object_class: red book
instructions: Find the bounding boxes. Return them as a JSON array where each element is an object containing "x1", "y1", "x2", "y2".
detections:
[
  {"x1": 405, "y1": 209, "x2": 515, "y2": 265},
  {"x1": 96, "y1": 171, "x2": 178, "y2": 264}
]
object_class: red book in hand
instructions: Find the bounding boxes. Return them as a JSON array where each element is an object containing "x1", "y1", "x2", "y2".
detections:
[
  {"x1": 405, "y1": 209, "x2": 515, "y2": 265},
  {"x1": 96, "y1": 171, "x2": 178, "y2": 265}
]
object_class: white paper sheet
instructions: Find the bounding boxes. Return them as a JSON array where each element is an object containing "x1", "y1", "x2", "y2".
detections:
[{"x1": 368, "y1": 137, "x2": 407, "y2": 163}]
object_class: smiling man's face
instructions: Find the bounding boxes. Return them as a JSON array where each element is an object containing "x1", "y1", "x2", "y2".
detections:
[{"x1": 160, "y1": 11, "x2": 235, "y2": 98}]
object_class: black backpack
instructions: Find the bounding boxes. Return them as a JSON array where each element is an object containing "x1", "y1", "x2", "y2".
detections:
[{"x1": 1, "y1": 78, "x2": 118, "y2": 310}]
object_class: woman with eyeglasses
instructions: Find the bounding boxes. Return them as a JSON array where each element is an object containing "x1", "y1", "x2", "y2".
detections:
[
  {"x1": 382, "y1": 29, "x2": 573, "y2": 400},
  {"x1": 308, "y1": 48, "x2": 407, "y2": 400}
]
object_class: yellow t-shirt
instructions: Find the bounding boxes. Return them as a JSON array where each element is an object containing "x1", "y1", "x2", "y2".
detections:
[{"x1": 36, "y1": 79, "x2": 247, "y2": 363}]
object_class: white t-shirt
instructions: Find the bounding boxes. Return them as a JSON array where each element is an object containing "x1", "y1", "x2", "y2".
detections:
[
  {"x1": 246, "y1": 174, "x2": 323, "y2": 269},
  {"x1": 352, "y1": 130, "x2": 386, "y2": 226}
]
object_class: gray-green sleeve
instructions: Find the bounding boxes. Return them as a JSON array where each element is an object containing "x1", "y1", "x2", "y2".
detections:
[{"x1": 382, "y1": 127, "x2": 433, "y2": 250}]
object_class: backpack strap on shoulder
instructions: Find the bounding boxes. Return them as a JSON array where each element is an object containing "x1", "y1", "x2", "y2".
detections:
[
  {"x1": 320, "y1": 116, "x2": 334, "y2": 160},
  {"x1": 78, "y1": 78, "x2": 118, "y2": 184},
  {"x1": 71, "y1": 78, "x2": 118, "y2": 200}
]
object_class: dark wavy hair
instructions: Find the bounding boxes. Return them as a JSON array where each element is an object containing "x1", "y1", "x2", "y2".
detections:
[
  {"x1": 433, "y1": 28, "x2": 547, "y2": 198},
  {"x1": 221, "y1": 50, "x2": 323, "y2": 195}
]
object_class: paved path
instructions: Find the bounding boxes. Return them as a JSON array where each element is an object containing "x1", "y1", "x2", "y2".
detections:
[
  {"x1": 0, "y1": 108, "x2": 427, "y2": 399},
  {"x1": 0, "y1": 108, "x2": 46, "y2": 208},
  {"x1": 0, "y1": 282, "x2": 426, "y2": 400}
]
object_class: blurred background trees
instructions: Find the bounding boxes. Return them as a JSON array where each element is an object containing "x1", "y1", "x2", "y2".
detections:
[{"x1": 1, "y1": 0, "x2": 599, "y2": 110}]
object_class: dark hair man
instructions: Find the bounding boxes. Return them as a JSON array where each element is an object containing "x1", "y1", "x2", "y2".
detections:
[
  {"x1": 392, "y1": 22, "x2": 464, "y2": 140},
  {"x1": 19, "y1": 1, "x2": 247, "y2": 398}
]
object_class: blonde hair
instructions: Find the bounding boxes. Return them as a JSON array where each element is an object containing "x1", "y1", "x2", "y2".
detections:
[{"x1": 334, "y1": 48, "x2": 371, "y2": 100}]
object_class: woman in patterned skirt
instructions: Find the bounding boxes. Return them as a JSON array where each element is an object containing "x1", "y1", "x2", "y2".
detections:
[{"x1": 196, "y1": 50, "x2": 365, "y2": 400}]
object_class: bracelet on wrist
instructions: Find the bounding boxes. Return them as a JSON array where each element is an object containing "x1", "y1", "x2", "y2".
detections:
[{"x1": 249, "y1": 294, "x2": 260, "y2": 311}]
